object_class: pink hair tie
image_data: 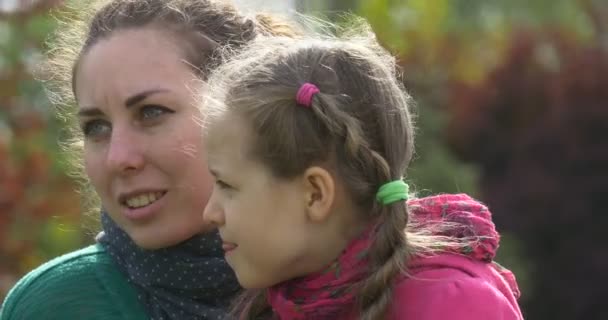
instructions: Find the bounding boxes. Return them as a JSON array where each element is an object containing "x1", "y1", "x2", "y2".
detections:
[{"x1": 296, "y1": 83, "x2": 320, "y2": 107}]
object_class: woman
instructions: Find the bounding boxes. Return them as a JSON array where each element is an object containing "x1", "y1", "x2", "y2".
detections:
[{"x1": 0, "y1": 0, "x2": 297, "y2": 319}]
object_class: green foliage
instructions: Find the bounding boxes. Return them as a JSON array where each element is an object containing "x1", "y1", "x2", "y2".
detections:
[{"x1": 1, "y1": 3, "x2": 85, "y2": 302}]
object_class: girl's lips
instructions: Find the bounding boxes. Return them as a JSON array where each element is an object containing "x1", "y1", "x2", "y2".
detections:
[{"x1": 222, "y1": 242, "x2": 238, "y2": 253}]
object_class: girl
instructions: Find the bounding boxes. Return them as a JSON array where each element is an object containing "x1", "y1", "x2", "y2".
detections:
[
  {"x1": 201, "y1": 23, "x2": 524, "y2": 319},
  {"x1": 0, "y1": 0, "x2": 297, "y2": 319}
]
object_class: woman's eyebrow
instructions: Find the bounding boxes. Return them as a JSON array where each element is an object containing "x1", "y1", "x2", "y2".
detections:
[
  {"x1": 124, "y1": 88, "x2": 170, "y2": 108},
  {"x1": 77, "y1": 107, "x2": 103, "y2": 117},
  {"x1": 78, "y1": 88, "x2": 172, "y2": 117}
]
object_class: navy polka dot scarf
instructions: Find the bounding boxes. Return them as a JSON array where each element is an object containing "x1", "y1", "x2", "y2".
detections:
[{"x1": 97, "y1": 211, "x2": 241, "y2": 320}]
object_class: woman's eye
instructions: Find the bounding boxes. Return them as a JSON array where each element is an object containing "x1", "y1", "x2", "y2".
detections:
[
  {"x1": 82, "y1": 119, "x2": 111, "y2": 139},
  {"x1": 140, "y1": 104, "x2": 173, "y2": 121}
]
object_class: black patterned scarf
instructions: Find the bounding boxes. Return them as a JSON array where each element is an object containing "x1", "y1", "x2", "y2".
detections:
[{"x1": 97, "y1": 211, "x2": 241, "y2": 319}]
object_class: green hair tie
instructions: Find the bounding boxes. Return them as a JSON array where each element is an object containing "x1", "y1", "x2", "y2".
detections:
[{"x1": 376, "y1": 180, "x2": 409, "y2": 205}]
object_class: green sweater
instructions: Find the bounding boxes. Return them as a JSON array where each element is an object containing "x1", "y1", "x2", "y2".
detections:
[{"x1": 0, "y1": 244, "x2": 149, "y2": 320}]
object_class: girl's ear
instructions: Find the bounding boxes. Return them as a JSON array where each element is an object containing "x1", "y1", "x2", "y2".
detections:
[{"x1": 302, "y1": 166, "x2": 335, "y2": 223}]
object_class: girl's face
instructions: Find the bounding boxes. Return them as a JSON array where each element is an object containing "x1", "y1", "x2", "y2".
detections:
[
  {"x1": 75, "y1": 28, "x2": 214, "y2": 249},
  {"x1": 203, "y1": 115, "x2": 342, "y2": 288}
]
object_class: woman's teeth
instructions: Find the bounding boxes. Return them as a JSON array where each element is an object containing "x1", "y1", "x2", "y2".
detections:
[{"x1": 125, "y1": 192, "x2": 163, "y2": 208}]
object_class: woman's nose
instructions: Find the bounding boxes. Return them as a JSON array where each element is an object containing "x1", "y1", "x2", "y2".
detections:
[{"x1": 106, "y1": 129, "x2": 145, "y2": 175}]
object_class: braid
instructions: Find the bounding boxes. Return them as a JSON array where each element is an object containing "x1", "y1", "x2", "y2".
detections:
[
  {"x1": 358, "y1": 203, "x2": 410, "y2": 319},
  {"x1": 354, "y1": 146, "x2": 411, "y2": 319}
]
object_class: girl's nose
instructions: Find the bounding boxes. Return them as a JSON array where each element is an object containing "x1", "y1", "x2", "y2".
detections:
[{"x1": 203, "y1": 192, "x2": 226, "y2": 227}]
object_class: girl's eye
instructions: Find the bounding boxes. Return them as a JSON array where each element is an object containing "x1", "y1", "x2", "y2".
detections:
[
  {"x1": 140, "y1": 104, "x2": 174, "y2": 121},
  {"x1": 215, "y1": 180, "x2": 233, "y2": 190},
  {"x1": 82, "y1": 119, "x2": 111, "y2": 140}
]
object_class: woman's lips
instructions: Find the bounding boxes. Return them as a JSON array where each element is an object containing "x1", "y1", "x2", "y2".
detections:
[{"x1": 120, "y1": 191, "x2": 167, "y2": 221}]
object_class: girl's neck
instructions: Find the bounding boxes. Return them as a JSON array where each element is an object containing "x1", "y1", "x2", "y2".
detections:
[
  {"x1": 300, "y1": 200, "x2": 370, "y2": 276},
  {"x1": 267, "y1": 223, "x2": 376, "y2": 320}
]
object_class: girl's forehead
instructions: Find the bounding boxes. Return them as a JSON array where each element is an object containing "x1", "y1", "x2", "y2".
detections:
[
  {"x1": 206, "y1": 113, "x2": 253, "y2": 157},
  {"x1": 206, "y1": 117, "x2": 265, "y2": 180}
]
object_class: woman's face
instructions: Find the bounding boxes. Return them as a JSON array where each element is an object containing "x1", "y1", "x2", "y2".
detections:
[{"x1": 75, "y1": 28, "x2": 213, "y2": 249}]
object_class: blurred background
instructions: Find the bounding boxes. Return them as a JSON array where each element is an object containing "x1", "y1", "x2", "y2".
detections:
[{"x1": 1, "y1": 0, "x2": 606, "y2": 319}]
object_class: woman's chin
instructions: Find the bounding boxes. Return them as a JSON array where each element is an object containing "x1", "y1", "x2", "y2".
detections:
[
  {"x1": 132, "y1": 238, "x2": 170, "y2": 250},
  {"x1": 128, "y1": 227, "x2": 193, "y2": 250}
]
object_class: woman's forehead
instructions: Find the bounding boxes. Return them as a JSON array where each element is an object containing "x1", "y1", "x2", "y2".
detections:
[{"x1": 75, "y1": 28, "x2": 197, "y2": 104}]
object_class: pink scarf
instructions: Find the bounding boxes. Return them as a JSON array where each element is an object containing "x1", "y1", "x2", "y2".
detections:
[{"x1": 267, "y1": 227, "x2": 373, "y2": 319}]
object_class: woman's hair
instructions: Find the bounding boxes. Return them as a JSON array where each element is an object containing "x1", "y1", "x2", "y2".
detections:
[
  {"x1": 204, "y1": 17, "x2": 429, "y2": 320},
  {"x1": 44, "y1": 0, "x2": 300, "y2": 216}
]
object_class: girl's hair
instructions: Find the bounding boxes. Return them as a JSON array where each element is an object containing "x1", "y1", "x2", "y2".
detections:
[
  {"x1": 44, "y1": 0, "x2": 300, "y2": 216},
  {"x1": 205, "y1": 18, "x2": 421, "y2": 320}
]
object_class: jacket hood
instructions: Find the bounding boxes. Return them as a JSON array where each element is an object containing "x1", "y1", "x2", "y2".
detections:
[{"x1": 407, "y1": 193, "x2": 521, "y2": 299}]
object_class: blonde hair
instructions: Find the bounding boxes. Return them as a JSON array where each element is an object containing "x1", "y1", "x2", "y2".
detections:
[{"x1": 43, "y1": 0, "x2": 301, "y2": 217}]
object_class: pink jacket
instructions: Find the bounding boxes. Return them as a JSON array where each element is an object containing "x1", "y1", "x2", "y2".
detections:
[
  {"x1": 389, "y1": 194, "x2": 524, "y2": 319},
  {"x1": 389, "y1": 254, "x2": 523, "y2": 319}
]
